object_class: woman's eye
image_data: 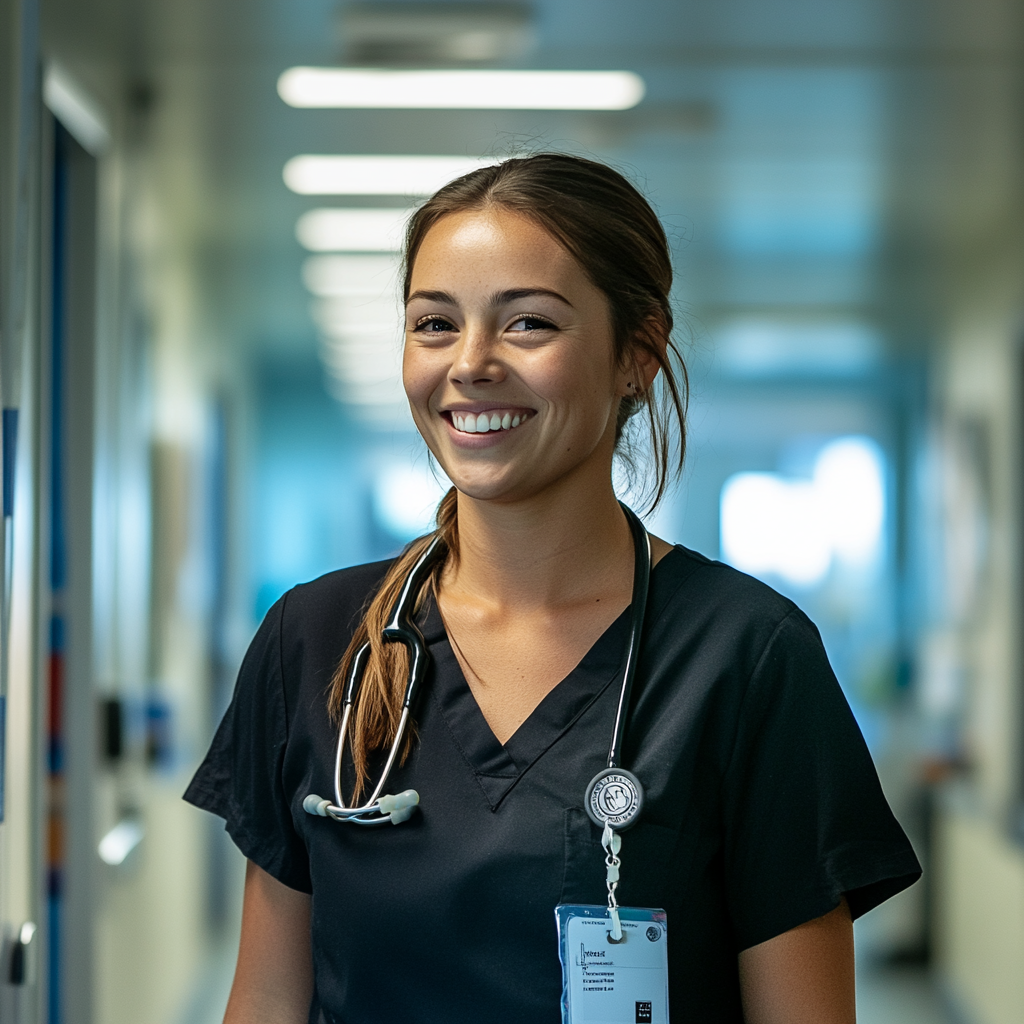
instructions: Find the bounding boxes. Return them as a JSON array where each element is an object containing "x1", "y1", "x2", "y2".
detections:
[
  {"x1": 413, "y1": 317, "x2": 456, "y2": 333},
  {"x1": 508, "y1": 316, "x2": 555, "y2": 332}
]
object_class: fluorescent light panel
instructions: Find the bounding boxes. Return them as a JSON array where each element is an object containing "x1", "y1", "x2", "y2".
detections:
[
  {"x1": 284, "y1": 155, "x2": 491, "y2": 196},
  {"x1": 312, "y1": 297, "x2": 399, "y2": 334},
  {"x1": 303, "y1": 253, "x2": 406, "y2": 410},
  {"x1": 297, "y1": 208, "x2": 413, "y2": 252},
  {"x1": 303, "y1": 254, "x2": 399, "y2": 297},
  {"x1": 278, "y1": 68, "x2": 644, "y2": 110}
]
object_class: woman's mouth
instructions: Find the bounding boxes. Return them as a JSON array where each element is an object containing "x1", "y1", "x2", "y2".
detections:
[{"x1": 447, "y1": 410, "x2": 532, "y2": 434}]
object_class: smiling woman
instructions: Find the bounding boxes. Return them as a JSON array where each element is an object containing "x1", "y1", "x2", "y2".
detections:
[
  {"x1": 341, "y1": 156, "x2": 688, "y2": 784},
  {"x1": 184, "y1": 154, "x2": 919, "y2": 1024}
]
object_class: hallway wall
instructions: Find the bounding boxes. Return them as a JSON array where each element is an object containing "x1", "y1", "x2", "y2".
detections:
[{"x1": 932, "y1": 191, "x2": 1024, "y2": 1024}]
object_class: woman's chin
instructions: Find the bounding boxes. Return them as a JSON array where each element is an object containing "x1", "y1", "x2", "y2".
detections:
[
  {"x1": 446, "y1": 480, "x2": 517, "y2": 504},
  {"x1": 441, "y1": 470, "x2": 537, "y2": 506}
]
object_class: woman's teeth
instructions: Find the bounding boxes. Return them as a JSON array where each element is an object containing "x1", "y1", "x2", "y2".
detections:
[{"x1": 452, "y1": 411, "x2": 526, "y2": 434}]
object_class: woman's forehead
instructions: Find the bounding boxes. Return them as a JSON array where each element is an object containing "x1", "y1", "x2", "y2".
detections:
[{"x1": 409, "y1": 208, "x2": 586, "y2": 295}]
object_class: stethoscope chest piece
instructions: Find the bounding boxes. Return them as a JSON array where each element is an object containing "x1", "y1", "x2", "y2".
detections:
[{"x1": 585, "y1": 767, "x2": 644, "y2": 831}]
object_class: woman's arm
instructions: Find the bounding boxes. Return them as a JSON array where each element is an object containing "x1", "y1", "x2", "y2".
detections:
[
  {"x1": 224, "y1": 860, "x2": 314, "y2": 1024},
  {"x1": 738, "y1": 897, "x2": 855, "y2": 1024}
]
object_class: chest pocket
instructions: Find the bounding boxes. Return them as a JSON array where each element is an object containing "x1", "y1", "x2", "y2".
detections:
[{"x1": 559, "y1": 807, "x2": 679, "y2": 907}]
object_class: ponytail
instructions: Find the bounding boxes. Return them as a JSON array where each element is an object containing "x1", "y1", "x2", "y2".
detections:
[{"x1": 329, "y1": 487, "x2": 459, "y2": 800}]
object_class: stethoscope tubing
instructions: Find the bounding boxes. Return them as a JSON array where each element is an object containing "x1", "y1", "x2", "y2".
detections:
[
  {"x1": 316, "y1": 536, "x2": 446, "y2": 824},
  {"x1": 605, "y1": 505, "x2": 651, "y2": 771},
  {"x1": 306, "y1": 505, "x2": 650, "y2": 828}
]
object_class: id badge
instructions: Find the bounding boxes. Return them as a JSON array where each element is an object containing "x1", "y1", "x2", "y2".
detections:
[{"x1": 555, "y1": 904, "x2": 669, "y2": 1024}]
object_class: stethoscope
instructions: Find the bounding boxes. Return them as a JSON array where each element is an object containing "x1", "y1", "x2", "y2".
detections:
[{"x1": 304, "y1": 503, "x2": 651, "y2": 833}]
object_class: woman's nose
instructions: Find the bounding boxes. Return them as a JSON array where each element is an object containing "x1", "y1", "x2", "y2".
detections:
[{"x1": 448, "y1": 328, "x2": 505, "y2": 386}]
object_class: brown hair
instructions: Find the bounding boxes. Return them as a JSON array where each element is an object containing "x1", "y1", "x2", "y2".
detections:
[{"x1": 330, "y1": 153, "x2": 688, "y2": 798}]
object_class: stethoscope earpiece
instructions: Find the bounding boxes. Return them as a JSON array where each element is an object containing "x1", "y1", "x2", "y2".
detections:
[
  {"x1": 378, "y1": 789, "x2": 420, "y2": 824},
  {"x1": 303, "y1": 794, "x2": 332, "y2": 817},
  {"x1": 302, "y1": 788, "x2": 420, "y2": 825}
]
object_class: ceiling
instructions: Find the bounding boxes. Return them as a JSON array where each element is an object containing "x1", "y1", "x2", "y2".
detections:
[{"x1": 42, "y1": 0, "x2": 1024, "y2": 406}]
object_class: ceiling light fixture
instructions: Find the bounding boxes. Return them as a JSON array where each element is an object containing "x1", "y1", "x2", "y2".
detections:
[
  {"x1": 284, "y1": 155, "x2": 492, "y2": 195},
  {"x1": 296, "y1": 208, "x2": 414, "y2": 251},
  {"x1": 278, "y1": 67, "x2": 645, "y2": 110},
  {"x1": 302, "y1": 254, "x2": 399, "y2": 297}
]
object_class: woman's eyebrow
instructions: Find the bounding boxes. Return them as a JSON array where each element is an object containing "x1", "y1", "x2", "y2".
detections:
[
  {"x1": 405, "y1": 287, "x2": 575, "y2": 308},
  {"x1": 406, "y1": 289, "x2": 457, "y2": 305},
  {"x1": 490, "y1": 287, "x2": 574, "y2": 308}
]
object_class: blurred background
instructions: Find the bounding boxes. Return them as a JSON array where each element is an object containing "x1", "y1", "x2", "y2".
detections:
[{"x1": 1, "y1": 0, "x2": 1023, "y2": 1021}]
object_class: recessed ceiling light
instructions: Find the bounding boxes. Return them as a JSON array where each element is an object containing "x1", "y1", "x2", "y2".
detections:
[
  {"x1": 284, "y1": 155, "x2": 492, "y2": 195},
  {"x1": 277, "y1": 68, "x2": 644, "y2": 110},
  {"x1": 296, "y1": 208, "x2": 414, "y2": 251}
]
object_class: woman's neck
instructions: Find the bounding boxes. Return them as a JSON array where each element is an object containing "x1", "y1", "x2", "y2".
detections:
[{"x1": 446, "y1": 480, "x2": 634, "y2": 611}]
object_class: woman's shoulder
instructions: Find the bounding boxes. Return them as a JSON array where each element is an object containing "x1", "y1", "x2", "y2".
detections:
[
  {"x1": 657, "y1": 544, "x2": 802, "y2": 628},
  {"x1": 274, "y1": 557, "x2": 397, "y2": 642},
  {"x1": 651, "y1": 544, "x2": 825, "y2": 675}
]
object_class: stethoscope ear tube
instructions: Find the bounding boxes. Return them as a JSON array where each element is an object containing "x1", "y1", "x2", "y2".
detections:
[
  {"x1": 605, "y1": 504, "x2": 651, "y2": 772},
  {"x1": 585, "y1": 504, "x2": 651, "y2": 832},
  {"x1": 342, "y1": 642, "x2": 372, "y2": 706},
  {"x1": 382, "y1": 534, "x2": 447, "y2": 708}
]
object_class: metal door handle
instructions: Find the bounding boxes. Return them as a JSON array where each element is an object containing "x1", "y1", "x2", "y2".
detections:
[{"x1": 7, "y1": 922, "x2": 35, "y2": 985}]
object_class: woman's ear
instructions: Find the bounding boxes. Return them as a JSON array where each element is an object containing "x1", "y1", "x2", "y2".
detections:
[{"x1": 627, "y1": 315, "x2": 669, "y2": 393}]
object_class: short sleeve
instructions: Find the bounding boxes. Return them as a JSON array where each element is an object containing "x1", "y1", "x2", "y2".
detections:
[
  {"x1": 722, "y1": 610, "x2": 921, "y2": 950},
  {"x1": 183, "y1": 594, "x2": 312, "y2": 892}
]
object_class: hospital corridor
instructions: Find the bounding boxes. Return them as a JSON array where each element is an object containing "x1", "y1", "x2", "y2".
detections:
[{"x1": 2, "y1": 0, "x2": 1024, "y2": 1022}]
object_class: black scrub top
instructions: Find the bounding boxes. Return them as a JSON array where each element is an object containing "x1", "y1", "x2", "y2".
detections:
[{"x1": 185, "y1": 545, "x2": 921, "y2": 1024}]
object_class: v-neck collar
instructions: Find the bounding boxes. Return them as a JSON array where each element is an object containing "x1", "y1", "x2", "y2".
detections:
[{"x1": 415, "y1": 548, "x2": 684, "y2": 810}]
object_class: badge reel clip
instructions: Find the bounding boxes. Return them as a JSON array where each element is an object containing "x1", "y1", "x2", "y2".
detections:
[{"x1": 585, "y1": 766, "x2": 644, "y2": 942}]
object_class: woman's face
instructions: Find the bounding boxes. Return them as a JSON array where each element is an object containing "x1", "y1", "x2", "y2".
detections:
[{"x1": 403, "y1": 207, "x2": 633, "y2": 505}]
